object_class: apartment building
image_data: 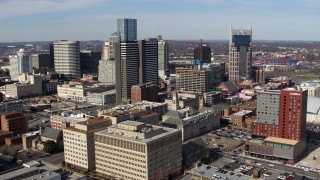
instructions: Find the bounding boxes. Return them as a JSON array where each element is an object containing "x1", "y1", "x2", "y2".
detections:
[
  {"x1": 95, "y1": 120, "x2": 182, "y2": 180},
  {"x1": 63, "y1": 118, "x2": 111, "y2": 171},
  {"x1": 1, "y1": 112, "x2": 28, "y2": 136}
]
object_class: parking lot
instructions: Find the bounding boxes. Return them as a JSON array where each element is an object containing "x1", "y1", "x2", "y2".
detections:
[
  {"x1": 201, "y1": 126, "x2": 251, "y2": 152},
  {"x1": 296, "y1": 145, "x2": 320, "y2": 169}
]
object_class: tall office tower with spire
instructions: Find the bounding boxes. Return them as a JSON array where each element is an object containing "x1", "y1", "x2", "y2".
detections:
[
  {"x1": 117, "y1": 18, "x2": 137, "y2": 41},
  {"x1": 53, "y1": 40, "x2": 80, "y2": 79},
  {"x1": 10, "y1": 49, "x2": 32, "y2": 81},
  {"x1": 228, "y1": 26, "x2": 252, "y2": 81},
  {"x1": 157, "y1": 35, "x2": 169, "y2": 78}
]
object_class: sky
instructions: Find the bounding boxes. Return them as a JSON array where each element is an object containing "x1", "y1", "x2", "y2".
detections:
[{"x1": 0, "y1": 0, "x2": 320, "y2": 42}]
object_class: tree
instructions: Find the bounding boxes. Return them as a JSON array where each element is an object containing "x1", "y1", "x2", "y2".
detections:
[{"x1": 43, "y1": 140, "x2": 56, "y2": 154}]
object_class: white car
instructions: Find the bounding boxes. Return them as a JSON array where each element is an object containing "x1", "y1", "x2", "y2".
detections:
[
  {"x1": 256, "y1": 163, "x2": 262, "y2": 166},
  {"x1": 269, "y1": 164, "x2": 274, "y2": 167},
  {"x1": 263, "y1": 173, "x2": 270, "y2": 177}
]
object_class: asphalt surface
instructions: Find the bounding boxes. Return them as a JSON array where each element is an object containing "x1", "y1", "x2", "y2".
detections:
[{"x1": 41, "y1": 152, "x2": 65, "y2": 166}]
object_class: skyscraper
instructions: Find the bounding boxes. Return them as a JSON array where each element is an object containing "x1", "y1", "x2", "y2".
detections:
[
  {"x1": 31, "y1": 53, "x2": 52, "y2": 69},
  {"x1": 115, "y1": 41, "x2": 140, "y2": 105},
  {"x1": 53, "y1": 40, "x2": 80, "y2": 79},
  {"x1": 194, "y1": 43, "x2": 211, "y2": 63},
  {"x1": 9, "y1": 49, "x2": 32, "y2": 81},
  {"x1": 229, "y1": 26, "x2": 252, "y2": 81},
  {"x1": 138, "y1": 39, "x2": 158, "y2": 84},
  {"x1": 117, "y1": 18, "x2": 137, "y2": 41},
  {"x1": 98, "y1": 33, "x2": 119, "y2": 83},
  {"x1": 157, "y1": 35, "x2": 169, "y2": 78},
  {"x1": 80, "y1": 51, "x2": 101, "y2": 74},
  {"x1": 115, "y1": 39, "x2": 158, "y2": 105}
]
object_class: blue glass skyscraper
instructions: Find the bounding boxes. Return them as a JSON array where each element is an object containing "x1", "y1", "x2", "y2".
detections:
[{"x1": 117, "y1": 18, "x2": 137, "y2": 41}]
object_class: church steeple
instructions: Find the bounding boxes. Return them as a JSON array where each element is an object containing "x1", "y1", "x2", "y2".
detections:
[
  {"x1": 172, "y1": 89, "x2": 179, "y2": 110},
  {"x1": 199, "y1": 88, "x2": 206, "y2": 108}
]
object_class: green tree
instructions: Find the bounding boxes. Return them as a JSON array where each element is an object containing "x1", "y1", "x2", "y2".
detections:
[{"x1": 43, "y1": 140, "x2": 56, "y2": 154}]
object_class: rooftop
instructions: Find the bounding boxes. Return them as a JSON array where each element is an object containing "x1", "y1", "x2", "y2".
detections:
[
  {"x1": 231, "y1": 110, "x2": 252, "y2": 116},
  {"x1": 264, "y1": 137, "x2": 299, "y2": 145},
  {"x1": 96, "y1": 121, "x2": 180, "y2": 143},
  {"x1": 77, "y1": 118, "x2": 111, "y2": 126}
]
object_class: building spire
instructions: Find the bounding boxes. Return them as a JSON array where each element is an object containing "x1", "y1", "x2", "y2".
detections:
[{"x1": 173, "y1": 89, "x2": 179, "y2": 110}]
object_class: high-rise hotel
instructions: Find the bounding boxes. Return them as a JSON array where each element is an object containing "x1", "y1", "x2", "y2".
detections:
[{"x1": 246, "y1": 88, "x2": 307, "y2": 163}]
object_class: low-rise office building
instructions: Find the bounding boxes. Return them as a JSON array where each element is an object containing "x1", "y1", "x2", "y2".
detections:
[
  {"x1": 1, "y1": 112, "x2": 28, "y2": 136},
  {"x1": 57, "y1": 83, "x2": 114, "y2": 102},
  {"x1": 5, "y1": 74, "x2": 43, "y2": 99},
  {"x1": 98, "y1": 100, "x2": 168, "y2": 117},
  {"x1": 50, "y1": 112, "x2": 89, "y2": 130},
  {"x1": 0, "y1": 100, "x2": 23, "y2": 113},
  {"x1": 99, "y1": 108, "x2": 159, "y2": 125},
  {"x1": 63, "y1": 118, "x2": 111, "y2": 171},
  {"x1": 87, "y1": 89, "x2": 116, "y2": 105},
  {"x1": 95, "y1": 120, "x2": 182, "y2": 180},
  {"x1": 22, "y1": 130, "x2": 40, "y2": 150},
  {"x1": 162, "y1": 107, "x2": 220, "y2": 141},
  {"x1": 245, "y1": 137, "x2": 306, "y2": 163}
]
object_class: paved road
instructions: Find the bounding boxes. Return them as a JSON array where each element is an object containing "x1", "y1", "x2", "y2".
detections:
[
  {"x1": 41, "y1": 152, "x2": 64, "y2": 165},
  {"x1": 221, "y1": 152, "x2": 320, "y2": 179}
]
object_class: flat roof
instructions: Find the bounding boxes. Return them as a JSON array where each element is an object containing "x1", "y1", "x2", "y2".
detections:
[
  {"x1": 77, "y1": 118, "x2": 111, "y2": 126},
  {"x1": 120, "y1": 120, "x2": 144, "y2": 126},
  {"x1": 231, "y1": 110, "x2": 252, "y2": 116},
  {"x1": 264, "y1": 137, "x2": 299, "y2": 145}
]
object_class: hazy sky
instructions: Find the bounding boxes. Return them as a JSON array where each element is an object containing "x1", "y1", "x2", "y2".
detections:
[{"x1": 0, "y1": 0, "x2": 319, "y2": 42}]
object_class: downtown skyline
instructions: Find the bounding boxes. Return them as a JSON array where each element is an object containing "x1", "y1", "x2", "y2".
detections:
[{"x1": 0, "y1": 0, "x2": 320, "y2": 42}]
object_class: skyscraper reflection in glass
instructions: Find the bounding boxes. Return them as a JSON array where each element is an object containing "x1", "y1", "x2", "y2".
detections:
[{"x1": 117, "y1": 18, "x2": 137, "y2": 41}]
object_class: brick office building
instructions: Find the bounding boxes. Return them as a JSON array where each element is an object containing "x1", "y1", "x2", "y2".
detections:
[
  {"x1": 1, "y1": 113, "x2": 28, "y2": 135},
  {"x1": 131, "y1": 82, "x2": 158, "y2": 104}
]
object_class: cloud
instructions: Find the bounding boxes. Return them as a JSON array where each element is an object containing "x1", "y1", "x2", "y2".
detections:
[{"x1": 0, "y1": 0, "x2": 104, "y2": 19}]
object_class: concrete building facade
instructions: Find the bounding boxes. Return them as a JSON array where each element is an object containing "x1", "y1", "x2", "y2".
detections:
[
  {"x1": 57, "y1": 83, "x2": 114, "y2": 102},
  {"x1": 87, "y1": 89, "x2": 116, "y2": 105},
  {"x1": 50, "y1": 113, "x2": 89, "y2": 130},
  {"x1": 10, "y1": 49, "x2": 32, "y2": 81},
  {"x1": 98, "y1": 60, "x2": 116, "y2": 83},
  {"x1": 176, "y1": 64, "x2": 221, "y2": 93},
  {"x1": 63, "y1": 118, "x2": 111, "y2": 171},
  {"x1": 53, "y1": 40, "x2": 80, "y2": 79},
  {"x1": 162, "y1": 107, "x2": 220, "y2": 141},
  {"x1": 157, "y1": 35, "x2": 169, "y2": 78},
  {"x1": 5, "y1": 74, "x2": 43, "y2": 99},
  {"x1": 94, "y1": 121, "x2": 182, "y2": 180}
]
